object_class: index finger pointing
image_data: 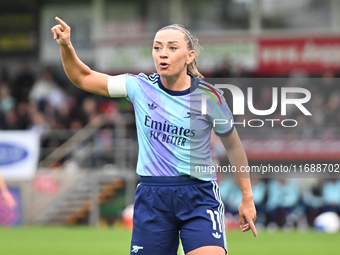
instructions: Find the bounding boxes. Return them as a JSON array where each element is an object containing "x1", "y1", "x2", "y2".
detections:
[
  {"x1": 249, "y1": 221, "x2": 257, "y2": 237},
  {"x1": 55, "y1": 17, "x2": 68, "y2": 28}
]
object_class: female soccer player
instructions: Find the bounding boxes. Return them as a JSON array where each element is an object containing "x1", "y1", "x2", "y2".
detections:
[{"x1": 52, "y1": 17, "x2": 257, "y2": 255}]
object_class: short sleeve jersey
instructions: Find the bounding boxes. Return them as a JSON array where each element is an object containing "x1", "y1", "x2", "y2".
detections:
[{"x1": 109, "y1": 73, "x2": 234, "y2": 181}]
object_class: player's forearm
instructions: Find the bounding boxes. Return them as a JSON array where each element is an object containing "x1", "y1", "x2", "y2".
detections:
[
  {"x1": 60, "y1": 43, "x2": 91, "y2": 89},
  {"x1": 220, "y1": 129, "x2": 253, "y2": 201},
  {"x1": 237, "y1": 178, "x2": 253, "y2": 202},
  {"x1": 225, "y1": 145, "x2": 253, "y2": 201}
]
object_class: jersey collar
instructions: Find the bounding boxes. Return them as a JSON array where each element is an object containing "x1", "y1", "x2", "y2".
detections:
[{"x1": 157, "y1": 74, "x2": 200, "y2": 96}]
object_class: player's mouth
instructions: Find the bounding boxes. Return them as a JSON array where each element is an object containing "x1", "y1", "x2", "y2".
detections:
[{"x1": 159, "y1": 62, "x2": 169, "y2": 69}]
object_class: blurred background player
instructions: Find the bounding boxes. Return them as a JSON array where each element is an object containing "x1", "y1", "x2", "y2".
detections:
[{"x1": 0, "y1": 169, "x2": 16, "y2": 208}]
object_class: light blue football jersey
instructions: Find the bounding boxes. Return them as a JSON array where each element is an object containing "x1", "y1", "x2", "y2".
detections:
[{"x1": 121, "y1": 73, "x2": 233, "y2": 181}]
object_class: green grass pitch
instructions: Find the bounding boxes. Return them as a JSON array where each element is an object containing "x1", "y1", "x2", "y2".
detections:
[{"x1": 0, "y1": 227, "x2": 339, "y2": 255}]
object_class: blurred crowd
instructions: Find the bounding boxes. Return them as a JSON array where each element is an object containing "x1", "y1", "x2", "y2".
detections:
[
  {"x1": 219, "y1": 178, "x2": 340, "y2": 230},
  {"x1": 0, "y1": 64, "x2": 134, "y2": 164},
  {"x1": 0, "y1": 65, "x2": 127, "y2": 132}
]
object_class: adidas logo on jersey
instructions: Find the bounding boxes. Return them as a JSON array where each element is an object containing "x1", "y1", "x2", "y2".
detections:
[
  {"x1": 212, "y1": 232, "x2": 221, "y2": 239},
  {"x1": 148, "y1": 102, "x2": 157, "y2": 110}
]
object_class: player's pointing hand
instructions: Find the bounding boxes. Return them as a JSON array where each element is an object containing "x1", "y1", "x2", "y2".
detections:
[
  {"x1": 239, "y1": 199, "x2": 257, "y2": 237},
  {"x1": 51, "y1": 17, "x2": 71, "y2": 47}
]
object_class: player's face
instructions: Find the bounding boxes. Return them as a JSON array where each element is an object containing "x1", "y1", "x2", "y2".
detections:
[{"x1": 153, "y1": 29, "x2": 195, "y2": 78}]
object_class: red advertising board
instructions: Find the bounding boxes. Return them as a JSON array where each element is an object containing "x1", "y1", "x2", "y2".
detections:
[{"x1": 257, "y1": 37, "x2": 340, "y2": 75}]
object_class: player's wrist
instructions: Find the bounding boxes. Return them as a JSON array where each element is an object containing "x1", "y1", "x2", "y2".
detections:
[
  {"x1": 241, "y1": 194, "x2": 254, "y2": 203},
  {"x1": 60, "y1": 42, "x2": 73, "y2": 51}
]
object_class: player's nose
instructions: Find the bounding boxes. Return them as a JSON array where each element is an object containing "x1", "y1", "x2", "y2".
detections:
[{"x1": 160, "y1": 48, "x2": 168, "y2": 58}]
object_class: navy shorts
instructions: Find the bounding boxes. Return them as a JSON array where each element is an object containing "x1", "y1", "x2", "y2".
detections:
[{"x1": 130, "y1": 176, "x2": 227, "y2": 255}]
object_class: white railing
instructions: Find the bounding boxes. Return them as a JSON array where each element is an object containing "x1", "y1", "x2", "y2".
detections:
[{"x1": 39, "y1": 113, "x2": 137, "y2": 169}]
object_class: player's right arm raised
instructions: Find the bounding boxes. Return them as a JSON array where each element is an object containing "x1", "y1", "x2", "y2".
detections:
[{"x1": 51, "y1": 17, "x2": 109, "y2": 97}]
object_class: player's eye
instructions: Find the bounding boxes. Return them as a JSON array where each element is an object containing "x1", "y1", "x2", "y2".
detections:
[
  {"x1": 170, "y1": 46, "x2": 177, "y2": 50},
  {"x1": 153, "y1": 46, "x2": 161, "y2": 50}
]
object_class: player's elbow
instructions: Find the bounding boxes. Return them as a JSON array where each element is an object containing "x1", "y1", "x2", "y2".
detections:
[
  {"x1": 68, "y1": 68, "x2": 92, "y2": 90},
  {"x1": 74, "y1": 71, "x2": 109, "y2": 97}
]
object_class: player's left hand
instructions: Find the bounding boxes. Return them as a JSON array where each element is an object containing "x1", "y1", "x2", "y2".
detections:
[{"x1": 239, "y1": 199, "x2": 257, "y2": 237}]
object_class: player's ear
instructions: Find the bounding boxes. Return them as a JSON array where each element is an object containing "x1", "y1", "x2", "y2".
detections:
[{"x1": 186, "y1": 50, "x2": 195, "y2": 65}]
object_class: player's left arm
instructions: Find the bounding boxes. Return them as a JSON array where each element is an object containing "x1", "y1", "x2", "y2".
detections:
[{"x1": 219, "y1": 128, "x2": 257, "y2": 237}]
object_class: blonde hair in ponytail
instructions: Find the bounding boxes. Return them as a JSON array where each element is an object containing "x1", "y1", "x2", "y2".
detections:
[{"x1": 158, "y1": 24, "x2": 204, "y2": 79}]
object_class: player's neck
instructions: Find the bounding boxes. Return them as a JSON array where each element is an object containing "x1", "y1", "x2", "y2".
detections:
[{"x1": 160, "y1": 71, "x2": 191, "y2": 91}]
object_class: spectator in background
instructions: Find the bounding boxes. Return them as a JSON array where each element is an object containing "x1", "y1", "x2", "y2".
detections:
[
  {"x1": 219, "y1": 178, "x2": 242, "y2": 216},
  {"x1": 321, "y1": 70, "x2": 338, "y2": 103},
  {"x1": 266, "y1": 178, "x2": 300, "y2": 228},
  {"x1": 229, "y1": 63, "x2": 248, "y2": 78},
  {"x1": 11, "y1": 63, "x2": 35, "y2": 102},
  {"x1": 0, "y1": 113, "x2": 5, "y2": 129},
  {"x1": 219, "y1": 177, "x2": 267, "y2": 230},
  {"x1": 251, "y1": 178, "x2": 267, "y2": 226},
  {"x1": 3, "y1": 109, "x2": 19, "y2": 130},
  {"x1": 55, "y1": 104, "x2": 73, "y2": 129},
  {"x1": 302, "y1": 179, "x2": 324, "y2": 227},
  {"x1": 214, "y1": 58, "x2": 231, "y2": 77},
  {"x1": 324, "y1": 92, "x2": 340, "y2": 127},
  {"x1": 16, "y1": 102, "x2": 31, "y2": 130},
  {"x1": 99, "y1": 100, "x2": 120, "y2": 125},
  {"x1": 29, "y1": 111, "x2": 50, "y2": 136},
  {"x1": 91, "y1": 127, "x2": 115, "y2": 167},
  {"x1": 0, "y1": 84, "x2": 16, "y2": 114},
  {"x1": 220, "y1": 178, "x2": 267, "y2": 227},
  {"x1": 79, "y1": 97, "x2": 100, "y2": 126},
  {"x1": 309, "y1": 93, "x2": 325, "y2": 129},
  {"x1": 28, "y1": 67, "x2": 63, "y2": 112},
  {"x1": 0, "y1": 66, "x2": 9, "y2": 83},
  {"x1": 322, "y1": 179, "x2": 340, "y2": 215}
]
